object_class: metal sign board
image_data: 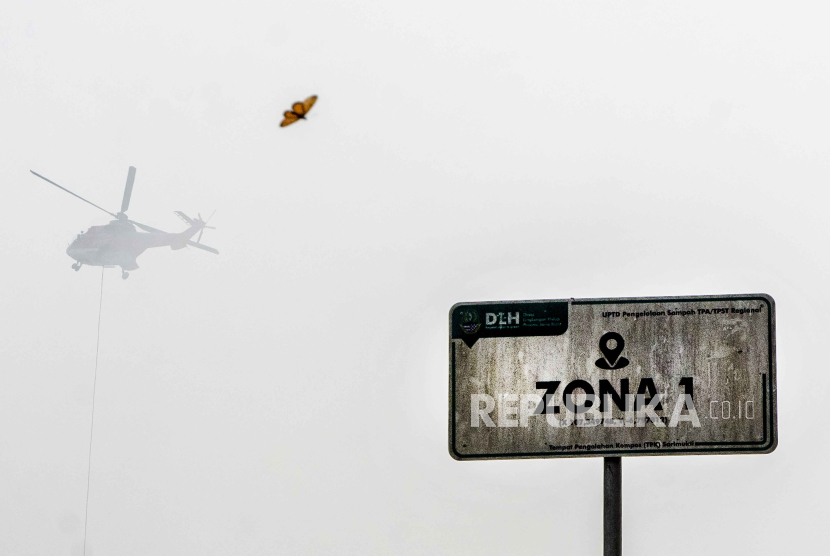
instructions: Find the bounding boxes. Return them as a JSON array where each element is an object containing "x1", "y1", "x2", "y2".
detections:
[{"x1": 449, "y1": 294, "x2": 777, "y2": 460}]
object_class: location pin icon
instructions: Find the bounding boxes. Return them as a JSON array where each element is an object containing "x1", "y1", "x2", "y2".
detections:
[{"x1": 596, "y1": 332, "x2": 628, "y2": 369}]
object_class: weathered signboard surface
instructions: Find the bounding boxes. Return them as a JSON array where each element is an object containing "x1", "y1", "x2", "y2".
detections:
[{"x1": 449, "y1": 294, "x2": 777, "y2": 459}]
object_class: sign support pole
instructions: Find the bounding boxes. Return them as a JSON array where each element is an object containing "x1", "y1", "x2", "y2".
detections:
[{"x1": 604, "y1": 457, "x2": 622, "y2": 556}]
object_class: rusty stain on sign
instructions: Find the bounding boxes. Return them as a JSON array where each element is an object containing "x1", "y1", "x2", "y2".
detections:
[{"x1": 448, "y1": 294, "x2": 777, "y2": 460}]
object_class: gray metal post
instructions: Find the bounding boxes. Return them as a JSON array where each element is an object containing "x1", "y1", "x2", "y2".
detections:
[{"x1": 604, "y1": 457, "x2": 622, "y2": 556}]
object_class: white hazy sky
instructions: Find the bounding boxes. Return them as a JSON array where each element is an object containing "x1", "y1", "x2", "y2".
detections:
[{"x1": 1, "y1": 1, "x2": 829, "y2": 554}]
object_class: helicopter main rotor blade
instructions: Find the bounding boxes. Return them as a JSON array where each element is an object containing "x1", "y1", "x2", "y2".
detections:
[
  {"x1": 186, "y1": 240, "x2": 218, "y2": 254},
  {"x1": 30, "y1": 170, "x2": 117, "y2": 218},
  {"x1": 121, "y1": 166, "x2": 136, "y2": 214},
  {"x1": 128, "y1": 219, "x2": 167, "y2": 234}
]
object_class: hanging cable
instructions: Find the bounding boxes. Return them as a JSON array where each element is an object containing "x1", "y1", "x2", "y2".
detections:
[{"x1": 83, "y1": 267, "x2": 105, "y2": 556}]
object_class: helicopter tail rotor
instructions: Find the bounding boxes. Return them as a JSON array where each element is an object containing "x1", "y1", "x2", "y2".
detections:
[
  {"x1": 196, "y1": 211, "x2": 216, "y2": 244},
  {"x1": 174, "y1": 210, "x2": 218, "y2": 254},
  {"x1": 174, "y1": 210, "x2": 216, "y2": 242}
]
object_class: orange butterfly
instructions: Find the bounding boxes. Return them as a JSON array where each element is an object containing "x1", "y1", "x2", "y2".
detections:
[{"x1": 280, "y1": 95, "x2": 317, "y2": 127}]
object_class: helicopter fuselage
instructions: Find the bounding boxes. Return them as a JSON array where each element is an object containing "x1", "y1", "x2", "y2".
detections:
[{"x1": 67, "y1": 219, "x2": 200, "y2": 271}]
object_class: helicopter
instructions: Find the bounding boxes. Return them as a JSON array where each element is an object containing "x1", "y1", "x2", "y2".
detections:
[{"x1": 30, "y1": 167, "x2": 218, "y2": 280}]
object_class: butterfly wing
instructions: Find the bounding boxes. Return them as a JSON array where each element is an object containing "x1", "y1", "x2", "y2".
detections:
[
  {"x1": 292, "y1": 102, "x2": 307, "y2": 116},
  {"x1": 302, "y1": 95, "x2": 317, "y2": 113},
  {"x1": 281, "y1": 95, "x2": 316, "y2": 126},
  {"x1": 280, "y1": 111, "x2": 300, "y2": 127}
]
